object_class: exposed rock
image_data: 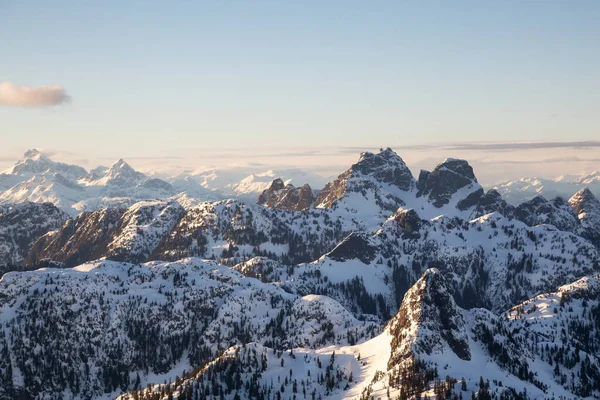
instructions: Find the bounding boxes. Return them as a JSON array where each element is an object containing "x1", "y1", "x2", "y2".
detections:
[
  {"x1": 315, "y1": 148, "x2": 415, "y2": 209},
  {"x1": 325, "y1": 232, "x2": 377, "y2": 264},
  {"x1": 257, "y1": 179, "x2": 315, "y2": 211},
  {"x1": 0, "y1": 202, "x2": 68, "y2": 275},
  {"x1": 416, "y1": 158, "x2": 478, "y2": 208},
  {"x1": 27, "y1": 207, "x2": 127, "y2": 268},
  {"x1": 386, "y1": 268, "x2": 471, "y2": 373},
  {"x1": 514, "y1": 195, "x2": 582, "y2": 234},
  {"x1": 390, "y1": 208, "x2": 422, "y2": 238},
  {"x1": 569, "y1": 188, "x2": 600, "y2": 245}
]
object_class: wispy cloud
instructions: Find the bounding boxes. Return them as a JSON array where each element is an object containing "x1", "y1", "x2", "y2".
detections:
[
  {"x1": 0, "y1": 81, "x2": 70, "y2": 107},
  {"x1": 445, "y1": 141, "x2": 600, "y2": 151},
  {"x1": 339, "y1": 141, "x2": 600, "y2": 153}
]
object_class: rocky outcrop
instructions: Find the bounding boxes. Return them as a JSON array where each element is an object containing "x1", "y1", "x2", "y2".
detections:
[
  {"x1": 389, "y1": 208, "x2": 423, "y2": 238},
  {"x1": 569, "y1": 188, "x2": 600, "y2": 245},
  {"x1": 386, "y1": 268, "x2": 471, "y2": 372},
  {"x1": 416, "y1": 158, "x2": 479, "y2": 208},
  {"x1": 325, "y1": 232, "x2": 377, "y2": 264},
  {"x1": 315, "y1": 148, "x2": 415, "y2": 209},
  {"x1": 257, "y1": 178, "x2": 315, "y2": 211}
]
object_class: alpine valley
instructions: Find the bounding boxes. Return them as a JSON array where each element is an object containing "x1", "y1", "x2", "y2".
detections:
[{"x1": 1, "y1": 148, "x2": 600, "y2": 400}]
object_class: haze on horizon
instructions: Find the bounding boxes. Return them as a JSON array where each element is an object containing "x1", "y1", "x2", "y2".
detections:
[{"x1": 1, "y1": 1, "x2": 599, "y2": 184}]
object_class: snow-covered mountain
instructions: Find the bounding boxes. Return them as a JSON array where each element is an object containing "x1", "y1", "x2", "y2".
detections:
[
  {"x1": 0, "y1": 151, "x2": 331, "y2": 216},
  {"x1": 115, "y1": 268, "x2": 600, "y2": 400},
  {"x1": 2, "y1": 146, "x2": 600, "y2": 399},
  {"x1": 570, "y1": 188, "x2": 600, "y2": 245},
  {"x1": 0, "y1": 151, "x2": 177, "y2": 216},
  {"x1": 275, "y1": 209, "x2": 599, "y2": 316},
  {"x1": 0, "y1": 258, "x2": 378, "y2": 399},
  {"x1": 28, "y1": 199, "x2": 357, "y2": 270},
  {"x1": 492, "y1": 172, "x2": 600, "y2": 205},
  {"x1": 165, "y1": 167, "x2": 329, "y2": 202},
  {"x1": 0, "y1": 202, "x2": 68, "y2": 275}
]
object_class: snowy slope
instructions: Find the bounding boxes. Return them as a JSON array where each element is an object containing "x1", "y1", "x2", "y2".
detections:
[
  {"x1": 275, "y1": 209, "x2": 599, "y2": 316},
  {"x1": 116, "y1": 269, "x2": 600, "y2": 400},
  {"x1": 0, "y1": 258, "x2": 377, "y2": 399},
  {"x1": 492, "y1": 173, "x2": 600, "y2": 205},
  {"x1": 29, "y1": 198, "x2": 359, "y2": 268},
  {"x1": 0, "y1": 152, "x2": 184, "y2": 216}
]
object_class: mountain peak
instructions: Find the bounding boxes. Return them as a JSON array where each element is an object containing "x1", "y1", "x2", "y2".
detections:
[
  {"x1": 106, "y1": 158, "x2": 137, "y2": 176},
  {"x1": 569, "y1": 187, "x2": 600, "y2": 240},
  {"x1": 436, "y1": 158, "x2": 477, "y2": 181},
  {"x1": 570, "y1": 187, "x2": 599, "y2": 208},
  {"x1": 97, "y1": 158, "x2": 145, "y2": 187},
  {"x1": 257, "y1": 178, "x2": 314, "y2": 211},
  {"x1": 315, "y1": 147, "x2": 415, "y2": 210},
  {"x1": 386, "y1": 268, "x2": 471, "y2": 371},
  {"x1": 110, "y1": 158, "x2": 131, "y2": 170},
  {"x1": 23, "y1": 148, "x2": 46, "y2": 160},
  {"x1": 353, "y1": 148, "x2": 415, "y2": 190},
  {"x1": 416, "y1": 158, "x2": 479, "y2": 207}
]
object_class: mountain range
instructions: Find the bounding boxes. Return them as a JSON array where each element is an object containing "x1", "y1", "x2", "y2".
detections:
[
  {"x1": 1, "y1": 147, "x2": 600, "y2": 399},
  {"x1": 0, "y1": 149, "x2": 329, "y2": 216}
]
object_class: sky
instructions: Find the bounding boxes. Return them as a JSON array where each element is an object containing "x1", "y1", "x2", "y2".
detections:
[{"x1": 1, "y1": 1, "x2": 599, "y2": 183}]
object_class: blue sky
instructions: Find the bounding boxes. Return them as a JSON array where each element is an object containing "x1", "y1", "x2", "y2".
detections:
[{"x1": 1, "y1": 1, "x2": 599, "y2": 180}]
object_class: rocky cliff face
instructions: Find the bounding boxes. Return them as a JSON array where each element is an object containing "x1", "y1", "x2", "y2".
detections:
[
  {"x1": 386, "y1": 269, "x2": 471, "y2": 372},
  {"x1": 417, "y1": 158, "x2": 479, "y2": 208},
  {"x1": 569, "y1": 188, "x2": 600, "y2": 245}
]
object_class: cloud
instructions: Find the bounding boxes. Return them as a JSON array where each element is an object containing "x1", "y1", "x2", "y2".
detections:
[
  {"x1": 0, "y1": 81, "x2": 70, "y2": 107},
  {"x1": 444, "y1": 141, "x2": 600, "y2": 151}
]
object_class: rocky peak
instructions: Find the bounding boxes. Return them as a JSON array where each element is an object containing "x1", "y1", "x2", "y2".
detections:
[
  {"x1": 271, "y1": 178, "x2": 286, "y2": 191},
  {"x1": 352, "y1": 147, "x2": 416, "y2": 191},
  {"x1": 102, "y1": 159, "x2": 145, "y2": 186},
  {"x1": 514, "y1": 195, "x2": 581, "y2": 233},
  {"x1": 23, "y1": 148, "x2": 47, "y2": 161},
  {"x1": 386, "y1": 268, "x2": 471, "y2": 371},
  {"x1": 315, "y1": 148, "x2": 415, "y2": 209},
  {"x1": 5, "y1": 149, "x2": 88, "y2": 181},
  {"x1": 390, "y1": 208, "x2": 423, "y2": 237},
  {"x1": 257, "y1": 179, "x2": 315, "y2": 211},
  {"x1": 569, "y1": 188, "x2": 600, "y2": 216},
  {"x1": 569, "y1": 188, "x2": 600, "y2": 245},
  {"x1": 416, "y1": 158, "x2": 479, "y2": 208}
]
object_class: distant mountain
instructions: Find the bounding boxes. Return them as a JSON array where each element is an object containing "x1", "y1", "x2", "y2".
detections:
[
  {"x1": 3, "y1": 146, "x2": 600, "y2": 399},
  {"x1": 0, "y1": 151, "x2": 177, "y2": 216},
  {"x1": 0, "y1": 151, "x2": 331, "y2": 215},
  {"x1": 257, "y1": 178, "x2": 315, "y2": 211},
  {"x1": 492, "y1": 172, "x2": 600, "y2": 205}
]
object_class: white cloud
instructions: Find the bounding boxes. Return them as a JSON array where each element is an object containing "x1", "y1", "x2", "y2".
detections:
[{"x1": 0, "y1": 81, "x2": 70, "y2": 107}]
